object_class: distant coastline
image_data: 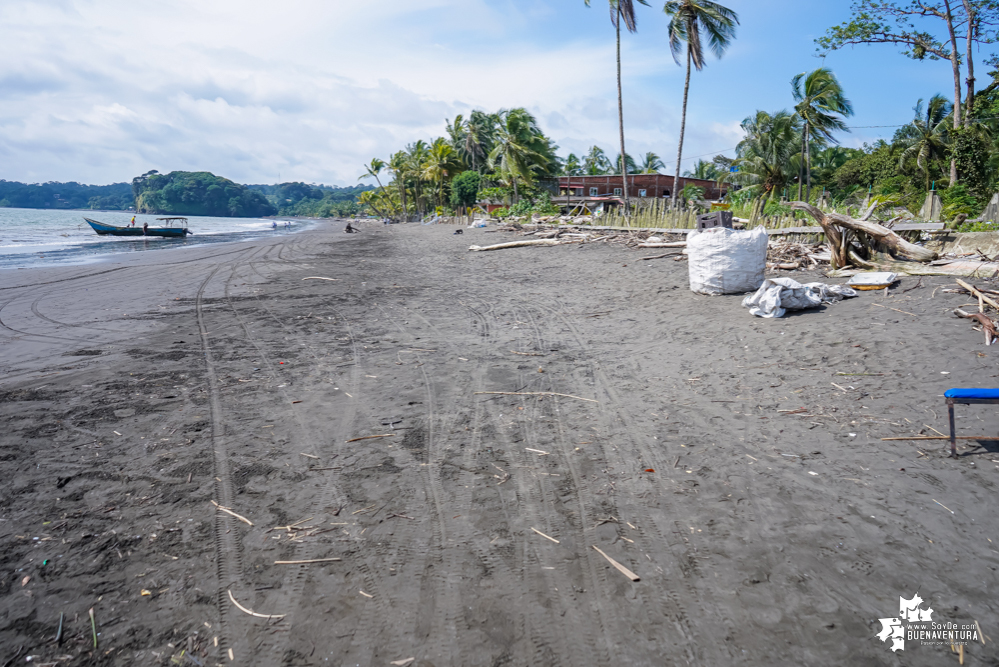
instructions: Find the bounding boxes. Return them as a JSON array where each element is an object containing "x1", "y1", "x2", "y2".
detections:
[{"x1": 0, "y1": 171, "x2": 374, "y2": 218}]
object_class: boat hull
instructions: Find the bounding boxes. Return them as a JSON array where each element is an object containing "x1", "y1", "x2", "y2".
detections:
[{"x1": 84, "y1": 218, "x2": 190, "y2": 238}]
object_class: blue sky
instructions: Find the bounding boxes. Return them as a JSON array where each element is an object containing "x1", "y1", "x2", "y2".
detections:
[{"x1": 0, "y1": 0, "x2": 990, "y2": 186}]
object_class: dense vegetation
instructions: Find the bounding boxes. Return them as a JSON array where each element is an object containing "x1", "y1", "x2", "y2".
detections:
[
  {"x1": 246, "y1": 182, "x2": 374, "y2": 217},
  {"x1": 360, "y1": 107, "x2": 562, "y2": 219},
  {"x1": 0, "y1": 180, "x2": 133, "y2": 210},
  {"x1": 131, "y1": 171, "x2": 277, "y2": 217},
  {"x1": 0, "y1": 174, "x2": 372, "y2": 218},
  {"x1": 712, "y1": 1, "x2": 999, "y2": 225}
]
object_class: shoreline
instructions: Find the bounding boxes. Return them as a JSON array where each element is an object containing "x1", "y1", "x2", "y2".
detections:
[
  {"x1": 0, "y1": 221, "x2": 996, "y2": 666},
  {"x1": 0, "y1": 214, "x2": 328, "y2": 272}
]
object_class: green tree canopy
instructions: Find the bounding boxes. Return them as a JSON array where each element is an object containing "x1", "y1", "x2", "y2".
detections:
[{"x1": 132, "y1": 171, "x2": 276, "y2": 217}]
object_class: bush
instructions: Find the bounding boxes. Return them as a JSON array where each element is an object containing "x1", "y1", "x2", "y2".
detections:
[
  {"x1": 509, "y1": 199, "x2": 533, "y2": 216},
  {"x1": 450, "y1": 171, "x2": 481, "y2": 209},
  {"x1": 680, "y1": 184, "x2": 705, "y2": 202},
  {"x1": 941, "y1": 184, "x2": 982, "y2": 220},
  {"x1": 955, "y1": 219, "x2": 999, "y2": 232},
  {"x1": 531, "y1": 191, "x2": 560, "y2": 215},
  {"x1": 492, "y1": 207, "x2": 510, "y2": 218}
]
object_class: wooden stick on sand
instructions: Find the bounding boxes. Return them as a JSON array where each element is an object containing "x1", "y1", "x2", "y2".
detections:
[
  {"x1": 274, "y1": 558, "x2": 341, "y2": 565},
  {"x1": 346, "y1": 434, "x2": 396, "y2": 443},
  {"x1": 958, "y1": 279, "x2": 999, "y2": 311},
  {"x1": 475, "y1": 391, "x2": 597, "y2": 403},
  {"x1": 881, "y1": 436, "x2": 995, "y2": 441},
  {"x1": 531, "y1": 527, "x2": 560, "y2": 544},
  {"x1": 592, "y1": 545, "x2": 640, "y2": 581},
  {"x1": 228, "y1": 590, "x2": 286, "y2": 619},
  {"x1": 211, "y1": 500, "x2": 253, "y2": 526}
]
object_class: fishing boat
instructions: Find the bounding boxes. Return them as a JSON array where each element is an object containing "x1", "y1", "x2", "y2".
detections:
[{"x1": 83, "y1": 217, "x2": 192, "y2": 238}]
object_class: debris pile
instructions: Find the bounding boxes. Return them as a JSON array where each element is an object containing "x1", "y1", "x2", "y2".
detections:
[{"x1": 766, "y1": 240, "x2": 829, "y2": 270}]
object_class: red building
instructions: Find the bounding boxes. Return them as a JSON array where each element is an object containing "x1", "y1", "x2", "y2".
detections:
[{"x1": 557, "y1": 174, "x2": 728, "y2": 200}]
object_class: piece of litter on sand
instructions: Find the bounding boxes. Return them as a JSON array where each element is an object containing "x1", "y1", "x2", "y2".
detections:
[
  {"x1": 531, "y1": 527, "x2": 560, "y2": 544},
  {"x1": 227, "y1": 590, "x2": 285, "y2": 619},
  {"x1": 808, "y1": 471, "x2": 818, "y2": 476},
  {"x1": 299, "y1": 453, "x2": 319, "y2": 459},
  {"x1": 849, "y1": 433, "x2": 857, "y2": 437},
  {"x1": 525, "y1": 448, "x2": 550, "y2": 456},
  {"x1": 932, "y1": 499, "x2": 955, "y2": 514},
  {"x1": 274, "y1": 558, "x2": 341, "y2": 564},
  {"x1": 592, "y1": 545, "x2": 640, "y2": 581},
  {"x1": 390, "y1": 659, "x2": 415, "y2": 667},
  {"x1": 302, "y1": 277, "x2": 340, "y2": 281},
  {"x1": 346, "y1": 434, "x2": 395, "y2": 443},
  {"x1": 113, "y1": 431, "x2": 122, "y2": 436},
  {"x1": 359, "y1": 590, "x2": 373, "y2": 598},
  {"x1": 228, "y1": 648, "x2": 234, "y2": 661}
]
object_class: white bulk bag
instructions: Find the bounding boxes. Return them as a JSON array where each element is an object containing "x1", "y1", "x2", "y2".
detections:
[{"x1": 687, "y1": 226, "x2": 768, "y2": 295}]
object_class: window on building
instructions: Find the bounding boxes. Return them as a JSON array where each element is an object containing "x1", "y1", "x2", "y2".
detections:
[
  {"x1": 589, "y1": 187, "x2": 598, "y2": 197},
  {"x1": 614, "y1": 188, "x2": 622, "y2": 196},
  {"x1": 639, "y1": 189, "x2": 647, "y2": 197}
]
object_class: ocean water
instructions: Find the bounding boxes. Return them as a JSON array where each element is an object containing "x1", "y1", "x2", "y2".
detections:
[{"x1": 0, "y1": 208, "x2": 309, "y2": 269}]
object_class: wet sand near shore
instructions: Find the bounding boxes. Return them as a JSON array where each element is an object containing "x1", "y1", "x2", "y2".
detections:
[{"x1": 1, "y1": 220, "x2": 997, "y2": 666}]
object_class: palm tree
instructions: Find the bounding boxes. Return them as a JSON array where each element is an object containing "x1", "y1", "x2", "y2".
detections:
[
  {"x1": 723, "y1": 110, "x2": 802, "y2": 201},
  {"x1": 447, "y1": 111, "x2": 496, "y2": 174},
  {"x1": 664, "y1": 0, "x2": 739, "y2": 207},
  {"x1": 791, "y1": 67, "x2": 853, "y2": 201},
  {"x1": 388, "y1": 151, "x2": 411, "y2": 220},
  {"x1": 422, "y1": 138, "x2": 463, "y2": 209},
  {"x1": 562, "y1": 153, "x2": 583, "y2": 176},
  {"x1": 405, "y1": 140, "x2": 430, "y2": 218},
  {"x1": 897, "y1": 95, "x2": 953, "y2": 191},
  {"x1": 683, "y1": 159, "x2": 719, "y2": 180},
  {"x1": 586, "y1": 0, "x2": 649, "y2": 213},
  {"x1": 583, "y1": 145, "x2": 613, "y2": 175},
  {"x1": 613, "y1": 153, "x2": 638, "y2": 175},
  {"x1": 360, "y1": 158, "x2": 387, "y2": 192},
  {"x1": 639, "y1": 151, "x2": 665, "y2": 173},
  {"x1": 487, "y1": 108, "x2": 549, "y2": 202}
]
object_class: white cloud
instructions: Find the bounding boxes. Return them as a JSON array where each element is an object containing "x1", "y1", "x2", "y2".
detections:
[{"x1": 5, "y1": 0, "x2": 929, "y2": 186}]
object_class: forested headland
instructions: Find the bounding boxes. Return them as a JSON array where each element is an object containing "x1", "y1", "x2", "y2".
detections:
[
  {"x1": 0, "y1": 180, "x2": 133, "y2": 210},
  {"x1": 132, "y1": 171, "x2": 276, "y2": 217}
]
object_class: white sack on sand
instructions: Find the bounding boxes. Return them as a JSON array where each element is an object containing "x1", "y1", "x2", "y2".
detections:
[
  {"x1": 742, "y1": 277, "x2": 857, "y2": 318},
  {"x1": 687, "y1": 227, "x2": 768, "y2": 295}
]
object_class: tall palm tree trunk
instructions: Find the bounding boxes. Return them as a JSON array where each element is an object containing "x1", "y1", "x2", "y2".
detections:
[
  {"x1": 399, "y1": 180, "x2": 408, "y2": 221},
  {"x1": 797, "y1": 139, "x2": 805, "y2": 200},
  {"x1": 944, "y1": 0, "x2": 961, "y2": 184},
  {"x1": 804, "y1": 122, "x2": 812, "y2": 202},
  {"x1": 616, "y1": 9, "x2": 630, "y2": 215},
  {"x1": 672, "y1": 48, "x2": 692, "y2": 209}
]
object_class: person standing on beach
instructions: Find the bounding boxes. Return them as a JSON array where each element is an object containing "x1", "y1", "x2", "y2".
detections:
[{"x1": 142, "y1": 221, "x2": 148, "y2": 235}]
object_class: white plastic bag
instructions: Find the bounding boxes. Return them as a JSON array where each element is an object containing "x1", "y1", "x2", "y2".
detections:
[
  {"x1": 687, "y1": 226, "x2": 768, "y2": 295},
  {"x1": 742, "y1": 277, "x2": 857, "y2": 318}
]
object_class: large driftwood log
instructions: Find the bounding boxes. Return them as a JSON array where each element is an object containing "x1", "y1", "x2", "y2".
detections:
[
  {"x1": 790, "y1": 202, "x2": 937, "y2": 268},
  {"x1": 468, "y1": 239, "x2": 564, "y2": 251}
]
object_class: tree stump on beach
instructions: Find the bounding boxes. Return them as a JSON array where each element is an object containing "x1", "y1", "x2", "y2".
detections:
[{"x1": 790, "y1": 201, "x2": 937, "y2": 269}]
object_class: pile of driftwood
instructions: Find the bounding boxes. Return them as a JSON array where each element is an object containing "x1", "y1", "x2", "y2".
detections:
[
  {"x1": 950, "y1": 279, "x2": 999, "y2": 345},
  {"x1": 791, "y1": 201, "x2": 937, "y2": 270},
  {"x1": 767, "y1": 240, "x2": 828, "y2": 270}
]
